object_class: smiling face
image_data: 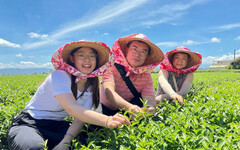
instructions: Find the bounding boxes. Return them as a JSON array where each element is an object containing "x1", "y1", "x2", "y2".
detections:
[
  {"x1": 69, "y1": 47, "x2": 97, "y2": 74},
  {"x1": 125, "y1": 41, "x2": 149, "y2": 68},
  {"x1": 172, "y1": 52, "x2": 189, "y2": 69}
]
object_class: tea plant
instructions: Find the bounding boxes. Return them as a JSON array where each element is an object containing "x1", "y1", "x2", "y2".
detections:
[
  {"x1": 0, "y1": 71, "x2": 240, "y2": 149},
  {"x1": 0, "y1": 74, "x2": 47, "y2": 149}
]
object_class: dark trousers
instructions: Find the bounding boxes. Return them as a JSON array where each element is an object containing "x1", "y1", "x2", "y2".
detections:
[
  {"x1": 102, "y1": 96, "x2": 143, "y2": 116},
  {"x1": 8, "y1": 111, "x2": 70, "y2": 150}
]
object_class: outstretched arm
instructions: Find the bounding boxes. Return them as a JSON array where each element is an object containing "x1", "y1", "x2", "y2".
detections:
[
  {"x1": 155, "y1": 69, "x2": 183, "y2": 104},
  {"x1": 103, "y1": 81, "x2": 142, "y2": 114},
  {"x1": 53, "y1": 119, "x2": 84, "y2": 150},
  {"x1": 56, "y1": 93, "x2": 130, "y2": 128}
]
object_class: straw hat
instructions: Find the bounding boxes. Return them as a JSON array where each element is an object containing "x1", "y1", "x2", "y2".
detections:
[
  {"x1": 118, "y1": 33, "x2": 164, "y2": 66},
  {"x1": 168, "y1": 46, "x2": 202, "y2": 69},
  {"x1": 51, "y1": 40, "x2": 113, "y2": 82},
  {"x1": 60, "y1": 40, "x2": 110, "y2": 68}
]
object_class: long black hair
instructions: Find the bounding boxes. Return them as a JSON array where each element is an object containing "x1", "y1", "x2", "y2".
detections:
[{"x1": 68, "y1": 47, "x2": 99, "y2": 109}]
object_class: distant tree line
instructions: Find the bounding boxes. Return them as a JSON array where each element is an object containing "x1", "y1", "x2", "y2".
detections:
[{"x1": 228, "y1": 57, "x2": 240, "y2": 69}]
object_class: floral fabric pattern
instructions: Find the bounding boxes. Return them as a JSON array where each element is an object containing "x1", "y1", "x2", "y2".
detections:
[
  {"x1": 51, "y1": 40, "x2": 114, "y2": 83},
  {"x1": 112, "y1": 36, "x2": 159, "y2": 76},
  {"x1": 160, "y1": 47, "x2": 202, "y2": 76}
]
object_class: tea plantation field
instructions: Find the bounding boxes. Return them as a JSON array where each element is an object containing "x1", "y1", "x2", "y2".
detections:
[{"x1": 0, "y1": 71, "x2": 239, "y2": 149}]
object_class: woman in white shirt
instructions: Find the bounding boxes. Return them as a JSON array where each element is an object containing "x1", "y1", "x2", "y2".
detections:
[{"x1": 7, "y1": 40, "x2": 130, "y2": 150}]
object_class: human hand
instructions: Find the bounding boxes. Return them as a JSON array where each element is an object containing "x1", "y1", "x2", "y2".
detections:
[
  {"x1": 52, "y1": 141, "x2": 70, "y2": 150},
  {"x1": 105, "y1": 113, "x2": 131, "y2": 129},
  {"x1": 128, "y1": 105, "x2": 142, "y2": 113},
  {"x1": 141, "y1": 106, "x2": 155, "y2": 114},
  {"x1": 127, "y1": 105, "x2": 142, "y2": 119},
  {"x1": 129, "y1": 105, "x2": 156, "y2": 119},
  {"x1": 171, "y1": 94, "x2": 184, "y2": 105},
  {"x1": 52, "y1": 133, "x2": 73, "y2": 150},
  {"x1": 155, "y1": 95, "x2": 164, "y2": 104}
]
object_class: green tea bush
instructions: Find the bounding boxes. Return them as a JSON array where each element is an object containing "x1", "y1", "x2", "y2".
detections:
[
  {"x1": 0, "y1": 74, "x2": 47, "y2": 149},
  {"x1": 0, "y1": 72, "x2": 239, "y2": 149}
]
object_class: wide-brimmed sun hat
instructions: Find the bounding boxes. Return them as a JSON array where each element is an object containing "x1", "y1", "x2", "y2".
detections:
[
  {"x1": 52, "y1": 40, "x2": 110, "y2": 70},
  {"x1": 51, "y1": 40, "x2": 113, "y2": 82},
  {"x1": 168, "y1": 46, "x2": 202, "y2": 69},
  {"x1": 118, "y1": 33, "x2": 164, "y2": 66},
  {"x1": 61, "y1": 41, "x2": 110, "y2": 68}
]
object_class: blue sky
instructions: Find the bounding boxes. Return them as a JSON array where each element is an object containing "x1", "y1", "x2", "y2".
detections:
[{"x1": 0, "y1": 0, "x2": 240, "y2": 70}]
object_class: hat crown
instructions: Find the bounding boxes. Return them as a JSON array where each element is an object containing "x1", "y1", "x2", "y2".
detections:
[
  {"x1": 131, "y1": 33, "x2": 150, "y2": 41},
  {"x1": 175, "y1": 46, "x2": 191, "y2": 52}
]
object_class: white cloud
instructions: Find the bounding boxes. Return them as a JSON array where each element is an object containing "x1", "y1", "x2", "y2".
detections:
[
  {"x1": 211, "y1": 37, "x2": 221, "y2": 43},
  {"x1": 209, "y1": 23, "x2": 240, "y2": 32},
  {"x1": 52, "y1": 0, "x2": 148, "y2": 38},
  {"x1": 41, "y1": 63, "x2": 52, "y2": 68},
  {"x1": 216, "y1": 23, "x2": 240, "y2": 30},
  {"x1": 20, "y1": 61, "x2": 38, "y2": 67},
  {"x1": 182, "y1": 40, "x2": 199, "y2": 45},
  {"x1": 141, "y1": 13, "x2": 186, "y2": 26},
  {"x1": 23, "y1": 39, "x2": 55, "y2": 49},
  {"x1": 156, "y1": 41, "x2": 180, "y2": 47},
  {"x1": 16, "y1": 54, "x2": 23, "y2": 58},
  {"x1": 0, "y1": 61, "x2": 53, "y2": 69},
  {"x1": 23, "y1": 0, "x2": 148, "y2": 49},
  {"x1": 104, "y1": 33, "x2": 109, "y2": 36},
  {"x1": 202, "y1": 49, "x2": 240, "y2": 65},
  {"x1": 140, "y1": 0, "x2": 210, "y2": 27},
  {"x1": 157, "y1": 38, "x2": 218, "y2": 47},
  {"x1": 0, "y1": 38, "x2": 21, "y2": 48},
  {"x1": 202, "y1": 56, "x2": 217, "y2": 65},
  {"x1": 22, "y1": 0, "x2": 211, "y2": 49},
  {"x1": 234, "y1": 36, "x2": 240, "y2": 40},
  {"x1": 28, "y1": 32, "x2": 48, "y2": 39}
]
